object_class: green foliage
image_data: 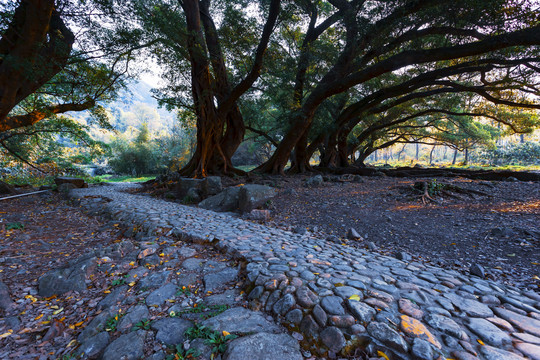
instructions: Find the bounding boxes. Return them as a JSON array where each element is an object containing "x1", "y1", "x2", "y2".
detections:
[
  {"x1": 105, "y1": 312, "x2": 124, "y2": 332},
  {"x1": 6, "y1": 222, "x2": 24, "y2": 230},
  {"x1": 132, "y1": 318, "x2": 152, "y2": 331},
  {"x1": 165, "y1": 343, "x2": 200, "y2": 360},
  {"x1": 479, "y1": 142, "x2": 540, "y2": 166},
  {"x1": 176, "y1": 286, "x2": 191, "y2": 296},
  {"x1": 184, "y1": 324, "x2": 238, "y2": 357}
]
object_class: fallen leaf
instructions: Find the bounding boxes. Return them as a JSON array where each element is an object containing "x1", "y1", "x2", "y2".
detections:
[{"x1": 349, "y1": 294, "x2": 361, "y2": 301}]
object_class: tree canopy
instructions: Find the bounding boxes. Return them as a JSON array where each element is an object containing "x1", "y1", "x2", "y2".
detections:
[{"x1": 1, "y1": 0, "x2": 539, "y2": 176}]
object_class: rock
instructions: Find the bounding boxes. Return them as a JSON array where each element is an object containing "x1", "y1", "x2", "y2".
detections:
[
  {"x1": 490, "y1": 227, "x2": 516, "y2": 237},
  {"x1": 273, "y1": 294, "x2": 296, "y2": 315},
  {"x1": 367, "y1": 241, "x2": 377, "y2": 250},
  {"x1": 151, "y1": 318, "x2": 192, "y2": 346},
  {"x1": 346, "y1": 228, "x2": 363, "y2": 240},
  {"x1": 38, "y1": 258, "x2": 97, "y2": 297},
  {"x1": 305, "y1": 175, "x2": 323, "y2": 187},
  {"x1": 398, "y1": 298, "x2": 424, "y2": 319},
  {"x1": 493, "y1": 307, "x2": 540, "y2": 337},
  {"x1": 313, "y1": 304, "x2": 328, "y2": 326},
  {"x1": 466, "y1": 318, "x2": 512, "y2": 347},
  {"x1": 201, "y1": 176, "x2": 223, "y2": 197},
  {"x1": 223, "y1": 332, "x2": 303, "y2": 360},
  {"x1": 285, "y1": 309, "x2": 303, "y2": 324},
  {"x1": 175, "y1": 178, "x2": 203, "y2": 199},
  {"x1": 293, "y1": 226, "x2": 307, "y2": 235},
  {"x1": 117, "y1": 305, "x2": 149, "y2": 332},
  {"x1": 515, "y1": 342, "x2": 540, "y2": 360},
  {"x1": 0, "y1": 282, "x2": 15, "y2": 313},
  {"x1": 347, "y1": 299, "x2": 376, "y2": 322},
  {"x1": 146, "y1": 283, "x2": 177, "y2": 306},
  {"x1": 202, "y1": 307, "x2": 281, "y2": 335},
  {"x1": 479, "y1": 344, "x2": 526, "y2": 360},
  {"x1": 185, "y1": 187, "x2": 201, "y2": 203},
  {"x1": 204, "y1": 268, "x2": 239, "y2": 292},
  {"x1": 295, "y1": 286, "x2": 318, "y2": 308},
  {"x1": 55, "y1": 177, "x2": 86, "y2": 188},
  {"x1": 238, "y1": 184, "x2": 277, "y2": 213},
  {"x1": 77, "y1": 332, "x2": 110, "y2": 359},
  {"x1": 198, "y1": 186, "x2": 242, "y2": 212},
  {"x1": 320, "y1": 327, "x2": 346, "y2": 352},
  {"x1": 136, "y1": 271, "x2": 171, "y2": 291},
  {"x1": 205, "y1": 289, "x2": 239, "y2": 306},
  {"x1": 411, "y1": 338, "x2": 434, "y2": 360},
  {"x1": 300, "y1": 315, "x2": 320, "y2": 338},
  {"x1": 424, "y1": 314, "x2": 466, "y2": 339},
  {"x1": 334, "y1": 286, "x2": 362, "y2": 300},
  {"x1": 243, "y1": 209, "x2": 271, "y2": 221},
  {"x1": 367, "y1": 321, "x2": 409, "y2": 352},
  {"x1": 400, "y1": 315, "x2": 441, "y2": 349},
  {"x1": 98, "y1": 285, "x2": 128, "y2": 310},
  {"x1": 470, "y1": 264, "x2": 485, "y2": 278},
  {"x1": 0, "y1": 180, "x2": 17, "y2": 195},
  {"x1": 444, "y1": 293, "x2": 493, "y2": 317},
  {"x1": 78, "y1": 307, "x2": 119, "y2": 343},
  {"x1": 58, "y1": 183, "x2": 78, "y2": 194},
  {"x1": 182, "y1": 257, "x2": 204, "y2": 271},
  {"x1": 102, "y1": 330, "x2": 145, "y2": 360},
  {"x1": 321, "y1": 296, "x2": 345, "y2": 315},
  {"x1": 395, "y1": 251, "x2": 412, "y2": 261}
]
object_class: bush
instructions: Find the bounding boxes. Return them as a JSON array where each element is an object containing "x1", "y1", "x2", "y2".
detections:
[{"x1": 479, "y1": 142, "x2": 540, "y2": 166}]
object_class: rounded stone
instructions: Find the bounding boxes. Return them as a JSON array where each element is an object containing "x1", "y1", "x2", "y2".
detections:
[{"x1": 320, "y1": 326, "x2": 346, "y2": 353}]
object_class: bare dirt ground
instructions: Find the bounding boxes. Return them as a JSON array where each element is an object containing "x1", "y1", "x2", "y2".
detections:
[{"x1": 259, "y1": 175, "x2": 539, "y2": 291}]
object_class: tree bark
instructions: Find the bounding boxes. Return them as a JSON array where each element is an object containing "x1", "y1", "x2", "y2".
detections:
[{"x1": 0, "y1": 0, "x2": 75, "y2": 130}]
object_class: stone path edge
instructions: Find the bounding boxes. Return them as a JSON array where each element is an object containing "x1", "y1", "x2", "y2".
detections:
[{"x1": 70, "y1": 184, "x2": 540, "y2": 360}]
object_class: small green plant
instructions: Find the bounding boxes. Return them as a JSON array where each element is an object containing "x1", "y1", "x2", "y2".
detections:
[
  {"x1": 166, "y1": 343, "x2": 200, "y2": 360},
  {"x1": 427, "y1": 179, "x2": 445, "y2": 196},
  {"x1": 6, "y1": 222, "x2": 24, "y2": 230},
  {"x1": 111, "y1": 274, "x2": 129, "y2": 287},
  {"x1": 59, "y1": 354, "x2": 77, "y2": 360},
  {"x1": 182, "y1": 195, "x2": 195, "y2": 204},
  {"x1": 176, "y1": 286, "x2": 191, "y2": 296},
  {"x1": 185, "y1": 324, "x2": 237, "y2": 357},
  {"x1": 105, "y1": 312, "x2": 124, "y2": 332},
  {"x1": 132, "y1": 318, "x2": 152, "y2": 331},
  {"x1": 171, "y1": 303, "x2": 230, "y2": 318}
]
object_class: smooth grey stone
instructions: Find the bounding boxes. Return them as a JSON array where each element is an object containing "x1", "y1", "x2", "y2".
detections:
[
  {"x1": 102, "y1": 330, "x2": 145, "y2": 360},
  {"x1": 38, "y1": 258, "x2": 96, "y2": 297},
  {"x1": 97, "y1": 286, "x2": 128, "y2": 310},
  {"x1": 346, "y1": 280, "x2": 368, "y2": 290},
  {"x1": 182, "y1": 257, "x2": 205, "y2": 271},
  {"x1": 285, "y1": 309, "x2": 303, "y2": 324},
  {"x1": 273, "y1": 294, "x2": 296, "y2": 315},
  {"x1": 466, "y1": 318, "x2": 512, "y2": 347},
  {"x1": 412, "y1": 338, "x2": 433, "y2": 360},
  {"x1": 151, "y1": 318, "x2": 192, "y2": 346},
  {"x1": 78, "y1": 306, "x2": 119, "y2": 343},
  {"x1": 136, "y1": 271, "x2": 170, "y2": 290},
  {"x1": 347, "y1": 299, "x2": 376, "y2": 322},
  {"x1": 117, "y1": 305, "x2": 149, "y2": 332},
  {"x1": 444, "y1": 293, "x2": 493, "y2": 317},
  {"x1": 204, "y1": 289, "x2": 238, "y2": 306},
  {"x1": 146, "y1": 283, "x2": 177, "y2": 306},
  {"x1": 479, "y1": 344, "x2": 527, "y2": 360},
  {"x1": 204, "y1": 268, "x2": 239, "y2": 292},
  {"x1": 296, "y1": 286, "x2": 318, "y2": 308},
  {"x1": 425, "y1": 314, "x2": 466, "y2": 339},
  {"x1": 223, "y1": 332, "x2": 302, "y2": 360},
  {"x1": 248, "y1": 286, "x2": 264, "y2": 300},
  {"x1": 299, "y1": 315, "x2": 320, "y2": 338},
  {"x1": 334, "y1": 286, "x2": 363, "y2": 300},
  {"x1": 313, "y1": 304, "x2": 327, "y2": 326},
  {"x1": 320, "y1": 327, "x2": 346, "y2": 353},
  {"x1": 367, "y1": 322, "x2": 408, "y2": 352},
  {"x1": 77, "y1": 332, "x2": 110, "y2": 359},
  {"x1": 0, "y1": 282, "x2": 15, "y2": 312},
  {"x1": 202, "y1": 307, "x2": 281, "y2": 335},
  {"x1": 320, "y1": 296, "x2": 345, "y2": 315}
]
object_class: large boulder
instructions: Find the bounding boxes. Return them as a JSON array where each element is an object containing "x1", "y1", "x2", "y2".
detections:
[
  {"x1": 175, "y1": 178, "x2": 203, "y2": 199},
  {"x1": 198, "y1": 186, "x2": 242, "y2": 212},
  {"x1": 38, "y1": 258, "x2": 97, "y2": 297},
  {"x1": 201, "y1": 176, "x2": 223, "y2": 197},
  {"x1": 238, "y1": 184, "x2": 277, "y2": 213},
  {"x1": 54, "y1": 177, "x2": 87, "y2": 188},
  {"x1": 0, "y1": 180, "x2": 17, "y2": 195},
  {"x1": 0, "y1": 281, "x2": 15, "y2": 314}
]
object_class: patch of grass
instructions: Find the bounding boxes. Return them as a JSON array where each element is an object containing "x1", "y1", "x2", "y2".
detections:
[
  {"x1": 236, "y1": 165, "x2": 256, "y2": 172},
  {"x1": 105, "y1": 312, "x2": 124, "y2": 332},
  {"x1": 170, "y1": 303, "x2": 230, "y2": 319},
  {"x1": 132, "y1": 318, "x2": 152, "y2": 331},
  {"x1": 165, "y1": 343, "x2": 200, "y2": 360},
  {"x1": 91, "y1": 174, "x2": 156, "y2": 183},
  {"x1": 6, "y1": 222, "x2": 24, "y2": 230},
  {"x1": 185, "y1": 324, "x2": 238, "y2": 356}
]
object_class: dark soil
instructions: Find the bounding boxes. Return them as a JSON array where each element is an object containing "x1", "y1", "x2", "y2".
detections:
[{"x1": 261, "y1": 175, "x2": 539, "y2": 291}]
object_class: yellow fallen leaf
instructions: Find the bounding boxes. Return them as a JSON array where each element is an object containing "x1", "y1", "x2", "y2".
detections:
[
  {"x1": 222, "y1": 331, "x2": 230, "y2": 336},
  {"x1": 104, "y1": 290, "x2": 111, "y2": 294},
  {"x1": 67, "y1": 339, "x2": 77, "y2": 348},
  {"x1": 129, "y1": 261, "x2": 135, "y2": 266},
  {"x1": 349, "y1": 294, "x2": 361, "y2": 301},
  {"x1": 533, "y1": 276, "x2": 540, "y2": 281},
  {"x1": 34, "y1": 314, "x2": 44, "y2": 320},
  {"x1": 53, "y1": 307, "x2": 64, "y2": 315},
  {"x1": 0, "y1": 330, "x2": 13, "y2": 339},
  {"x1": 75, "y1": 321, "x2": 84, "y2": 327},
  {"x1": 477, "y1": 339, "x2": 485, "y2": 345},
  {"x1": 128, "y1": 282, "x2": 136, "y2": 287},
  {"x1": 377, "y1": 351, "x2": 389, "y2": 360}
]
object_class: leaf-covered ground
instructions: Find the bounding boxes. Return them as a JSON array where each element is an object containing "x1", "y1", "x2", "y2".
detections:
[{"x1": 264, "y1": 175, "x2": 539, "y2": 290}]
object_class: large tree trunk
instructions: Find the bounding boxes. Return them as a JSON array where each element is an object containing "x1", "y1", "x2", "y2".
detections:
[{"x1": 0, "y1": 0, "x2": 75, "y2": 131}]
